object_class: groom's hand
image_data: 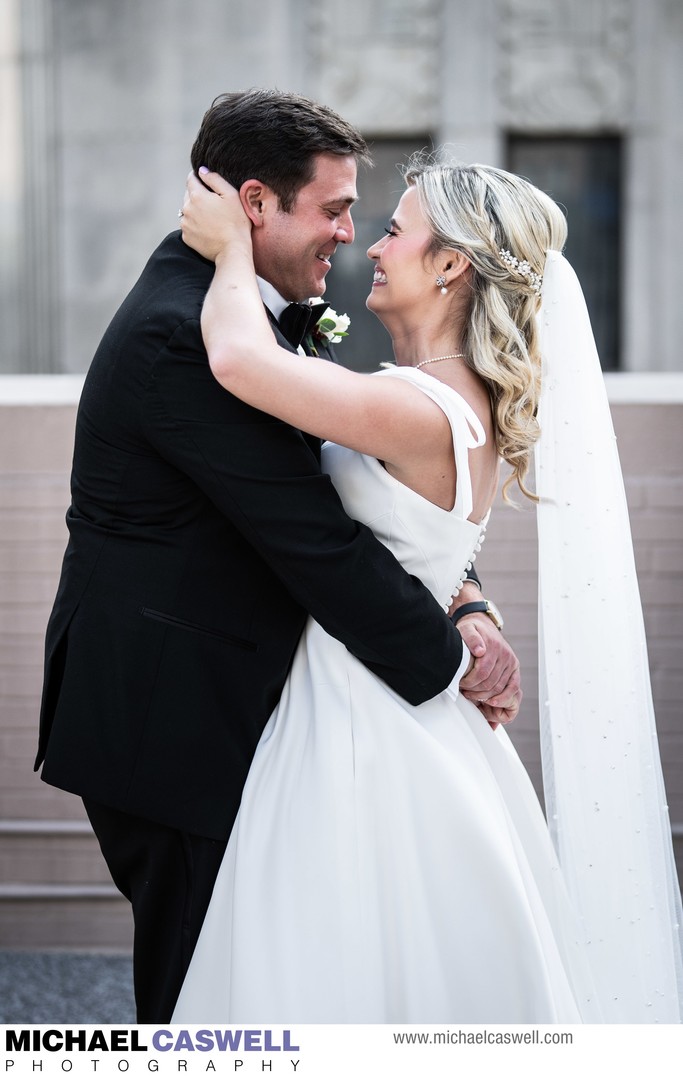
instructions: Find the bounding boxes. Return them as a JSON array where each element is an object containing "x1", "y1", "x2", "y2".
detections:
[
  {"x1": 449, "y1": 584, "x2": 522, "y2": 726},
  {"x1": 459, "y1": 617, "x2": 522, "y2": 723}
]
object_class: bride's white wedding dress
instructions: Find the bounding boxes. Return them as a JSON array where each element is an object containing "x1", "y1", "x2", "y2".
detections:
[{"x1": 173, "y1": 366, "x2": 598, "y2": 1024}]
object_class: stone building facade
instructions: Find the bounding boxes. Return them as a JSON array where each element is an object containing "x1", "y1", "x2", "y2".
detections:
[{"x1": 2, "y1": 0, "x2": 682, "y2": 376}]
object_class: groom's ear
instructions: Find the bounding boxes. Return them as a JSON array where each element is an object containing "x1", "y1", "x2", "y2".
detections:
[{"x1": 240, "y1": 180, "x2": 276, "y2": 228}]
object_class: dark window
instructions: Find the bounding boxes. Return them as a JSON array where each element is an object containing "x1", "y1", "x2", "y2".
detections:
[
  {"x1": 330, "y1": 138, "x2": 433, "y2": 372},
  {"x1": 507, "y1": 136, "x2": 622, "y2": 370}
]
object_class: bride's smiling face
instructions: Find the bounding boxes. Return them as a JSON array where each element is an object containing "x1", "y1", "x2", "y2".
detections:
[{"x1": 366, "y1": 187, "x2": 439, "y2": 324}]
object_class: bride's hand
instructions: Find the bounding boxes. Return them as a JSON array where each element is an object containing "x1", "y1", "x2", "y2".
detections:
[{"x1": 180, "y1": 168, "x2": 253, "y2": 263}]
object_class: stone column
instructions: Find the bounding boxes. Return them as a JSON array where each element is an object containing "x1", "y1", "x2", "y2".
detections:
[{"x1": 0, "y1": 0, "x2": 59, "y2": 373}]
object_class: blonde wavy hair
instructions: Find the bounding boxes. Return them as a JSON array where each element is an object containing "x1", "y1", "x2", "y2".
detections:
[{"x1": 404, "y1": 153, "x2": 568, "y2": 501}]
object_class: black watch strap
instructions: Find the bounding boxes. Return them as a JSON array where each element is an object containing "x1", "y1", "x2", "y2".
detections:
[
  {"x1": 464, "y1": 567, "x2": 481, "y2": 590},
  {"x1": 450, "y1": 601, "x2": 488, "y2": 627}
]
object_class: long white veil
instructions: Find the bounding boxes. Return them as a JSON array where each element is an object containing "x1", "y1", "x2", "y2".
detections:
[{"x1": 535, "y1": 251, "x2": 683, "y2": 1022}]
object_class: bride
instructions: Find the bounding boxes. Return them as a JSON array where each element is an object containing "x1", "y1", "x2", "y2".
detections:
[{"x1": 174, "y1": 153, "x2": 682, "y2": 1023}]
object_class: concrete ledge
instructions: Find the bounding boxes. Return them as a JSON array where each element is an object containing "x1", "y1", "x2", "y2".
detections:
[
  {"x1": 603, "y1": 372, "x2": 683, "y2": 402},
  {"x1": 0, "y1": 884, "x2": 121, "y2": 900},
  {"x1": 0, "y1": 375, "x2": 85, "y2": 405},
  {"x1": 0, "y1": 820, "x2": 93, "y2": 835},
  {"x1": 0, "y1": 899, "x2": 133, "y2": 950},
  {"x1": 2, "y1": 372, "x2": 683, "y2": 405}
]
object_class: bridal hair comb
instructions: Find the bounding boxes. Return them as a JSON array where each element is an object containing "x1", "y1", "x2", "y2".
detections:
[{"x1": 498, "y1": 248, "x2": 543, "y2": 295}]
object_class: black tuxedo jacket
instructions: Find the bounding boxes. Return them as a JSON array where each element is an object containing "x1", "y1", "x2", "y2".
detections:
[{"x1": 36, "y1": 232, "x2": 464, "y2": 840}]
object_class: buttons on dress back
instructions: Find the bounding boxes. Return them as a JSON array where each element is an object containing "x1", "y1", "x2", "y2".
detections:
[{"x1": 444, "y1": 524, "x2": 487, "y2": 610}]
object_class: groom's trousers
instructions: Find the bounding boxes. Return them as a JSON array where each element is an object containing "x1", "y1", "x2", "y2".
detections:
[{"x1": 83, "y1": 798, "x2": 228, "y2": 1023}]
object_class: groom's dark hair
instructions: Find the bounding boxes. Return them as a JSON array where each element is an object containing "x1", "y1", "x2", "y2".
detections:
[{"x1": 190, "y1": 88, "x2": 371, "y2": 212}]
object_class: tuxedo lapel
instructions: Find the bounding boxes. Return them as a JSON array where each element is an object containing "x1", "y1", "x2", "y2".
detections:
[
  {"x1": 265, "y1": 302, "x2": 337, "y2": 363},
  {"x1": 265, "y1": 306, "x2": 298, "y2": 355}
]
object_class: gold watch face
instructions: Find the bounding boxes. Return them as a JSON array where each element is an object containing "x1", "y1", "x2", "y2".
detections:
[{"x1": 484, "y1": 600, "x2": 504, "y2": 630}]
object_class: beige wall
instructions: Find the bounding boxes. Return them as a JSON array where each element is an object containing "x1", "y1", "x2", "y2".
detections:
[
  {"x1": 0, "y1": 377, "x2": 681, "y2": 950},
  {"x1": 0, "y1": 385, "x2": 133, "y2": 948}
]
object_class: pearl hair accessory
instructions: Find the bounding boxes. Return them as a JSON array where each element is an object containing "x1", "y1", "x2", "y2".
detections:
[
  {"x1": 498, "y1": 248, "x2": 543, "y2": 295},
  {"x1": 414, "y1": 353, "x2": 465, "y2": 370},
  {"x1": 435, "y1": 275, "x2": 448, "y2": 295}
]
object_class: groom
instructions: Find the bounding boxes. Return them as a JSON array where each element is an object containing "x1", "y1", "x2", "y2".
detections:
[{"x1": 36, "y1": 89, "x2": 520, "y2": 1022}]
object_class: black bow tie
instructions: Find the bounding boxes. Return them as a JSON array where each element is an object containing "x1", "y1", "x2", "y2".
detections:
[{"x1": 278, "y1": 302, "x2": 328, "y2": 350}]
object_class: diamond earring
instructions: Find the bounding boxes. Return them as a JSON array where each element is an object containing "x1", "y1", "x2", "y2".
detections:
[{"x1": 436, "y1": 275, "x2": 448, "y2": 295}]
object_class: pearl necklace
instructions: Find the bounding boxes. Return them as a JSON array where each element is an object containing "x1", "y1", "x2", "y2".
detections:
[{"x1": 414, "y1": 352, "x2": 465, "y2": 370}]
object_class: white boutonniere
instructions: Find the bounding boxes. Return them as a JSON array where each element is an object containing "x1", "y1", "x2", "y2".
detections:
[{"x1": 310, "y1": 302, "x2": 350, "y2": 345}]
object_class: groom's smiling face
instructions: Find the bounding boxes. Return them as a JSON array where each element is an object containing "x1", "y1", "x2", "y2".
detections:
[{"x1": 252, "y1": 153, "x2": 358, "y2": 303}]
